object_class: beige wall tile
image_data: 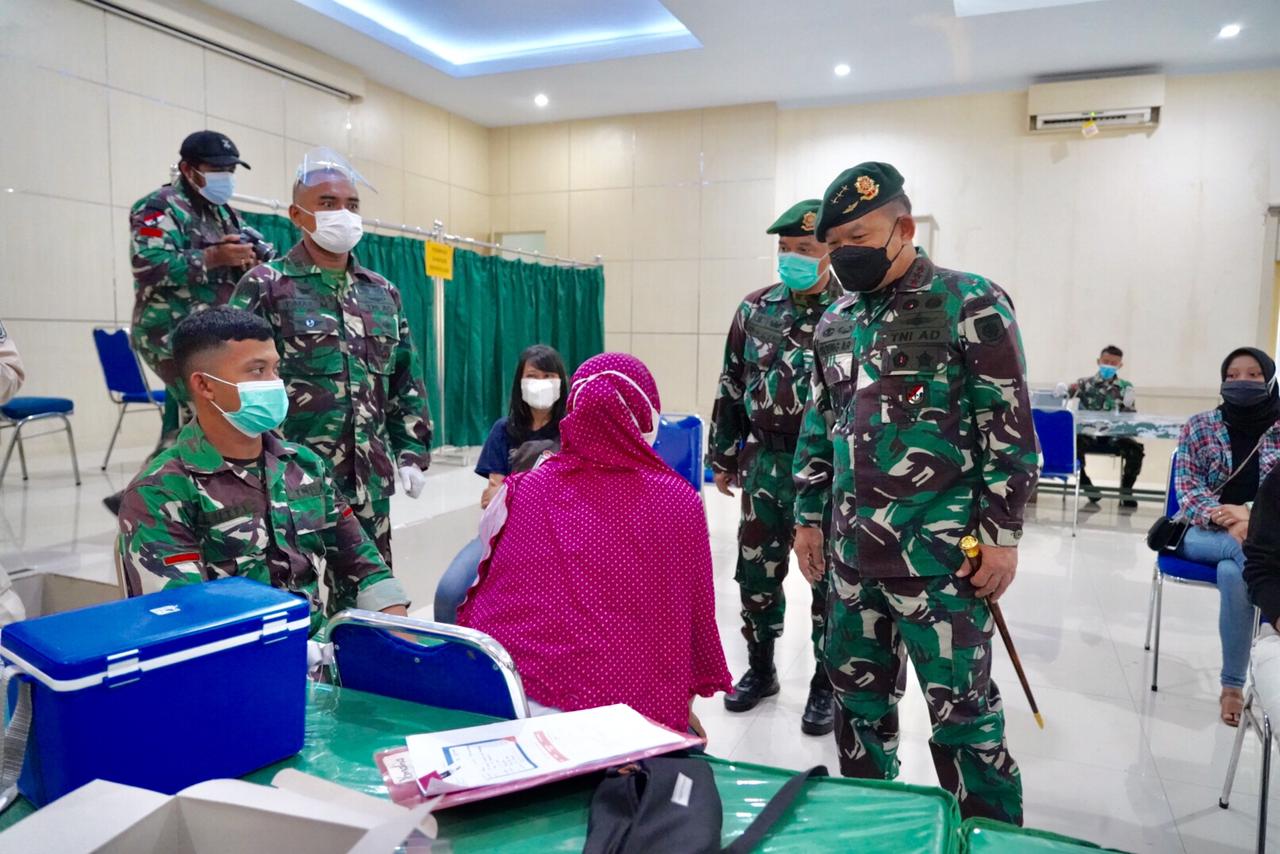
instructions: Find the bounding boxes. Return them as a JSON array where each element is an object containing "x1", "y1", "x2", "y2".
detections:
[
  {"x1": 698, "y1": 257, "x2": 776, "y2": 335},
  {"x1": 351, "y1": 83, "x2": 404, "y2": 171},
  {"x1": 569, "y1": 118, "x2": 635, "y2": 191},
  {"x1": 700, "y1": 180, "x2": 776, "y2": 260},
  {"x1": 631, "y1": 260, "x2": 698, "y2": 334},
  {"x1": 568, "y1": 189, "x2": 633, "y2": 263},
  {"x1": 104, "y1": 16, "x2": 203, "y2": 111},
  {"x1": 211, "y1": 120, "x2": 286, "y2": 203},
  {"x1": 205, "y1": 51, "x2": 285, "y2": 136},
  {"x1": 602, "y1": 261, "x2": 632, "y2": 333},
  {"x1": 488, "y1": 128, "x2": 510, "y2": 196},
  {"x1": 283, "y1": 79, "x2": 351, "y2": 150},
  {"x1": 509, "y1": 123, "x2": 569, "y2": 194},
  {"x1": 449, "y1": 116, "x2": 490, "y2": 195},
  {"x1": 634, "y1": 111, "x2": 702, "y2": 187},
  {"x1": 695, "y1": 333, "x2": 726, "y2": 419},
  {"x1": 449, "y1": 186, "x2": 490, "y2": 242},
  {"x1": 630, "y1": 333, "x2": 697, "y2": 412},
  {"x1": 489, "y1": 194, "x2": 510, "y2": 234},
  {"x1": 0, "y1": 0, "x2": 106, "y2": 82},
  {"x1": 506, "y1": 193, "x2": 570, "y2": 257},
  {"x1": 404, "y1": 173, "x2": 451, "y2": 231},
  {"x1": 632, "y1": 186, "x2": 701, "y2": 260},
  {"x1": 604, "y1": 331, "x2": 632, "y2": 355},
  {"x1": 350, "y1": 159, "x2": 404, "y2": 227},
  {"x1": 108, "y1": 89, "x2": 203, "y2": 208},
  {"x1": 702, "y1": 104, "x2": 777, "y2": 183},
  {"x1": 0, "y1": 194, "x2": 115, "y2": 321},
  {"x1": 0, "y1": 65, "x2": 110, "y2": 204},
  {"x1": 402, "y1": 99, "x2": 450, "y2": 182}
]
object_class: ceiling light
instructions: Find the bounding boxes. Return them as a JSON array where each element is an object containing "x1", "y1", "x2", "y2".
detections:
[
  {"x1": 533, "y1": 93, "x2": 549, "y2": 108},
  {"x1": 834, "y1": 63, "x2": 851, "y2": 77},
  {"x1": 1218, "y1": 23, "x2": 1242, "y2": 39}
]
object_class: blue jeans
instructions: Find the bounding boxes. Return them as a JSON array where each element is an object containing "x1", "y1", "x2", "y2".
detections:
[
  {"x1": 433, "y1": 538, "x2": 485, "y2": 624},
  {"x1": 1177, "y1": 526, "x2": 1252, "y2": 688}
]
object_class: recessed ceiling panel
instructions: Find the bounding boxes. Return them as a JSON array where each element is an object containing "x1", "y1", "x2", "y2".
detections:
[
  {"x1": 290, "y1": 0, "x2": 701, "y2": 76},
  {"x1": 953, "y1": 0, "x2": 1108, "y2": 16}
]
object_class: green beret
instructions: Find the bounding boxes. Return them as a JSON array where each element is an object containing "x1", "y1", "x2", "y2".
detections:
[
  {"x1": 815, "y1": 162, "x2": 905, "y2": 241},
  {"x1": 766, "y1": 199, "x2": 821, "y2": 237}
]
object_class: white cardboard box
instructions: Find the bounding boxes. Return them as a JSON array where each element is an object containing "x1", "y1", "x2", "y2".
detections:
[{"x1": 0, "y1": 770, "x2": 436, "y2": 853}]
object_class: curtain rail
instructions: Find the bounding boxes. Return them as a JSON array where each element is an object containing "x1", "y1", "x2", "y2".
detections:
[{"x1": 232, "y1": 192, "x2": 602, "y2": 269}]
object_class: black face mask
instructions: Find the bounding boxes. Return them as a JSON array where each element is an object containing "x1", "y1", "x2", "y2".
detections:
[
  {"x1": 1221, "y1": 380, "x2": 1272, "y2": 408},
  {"x1": 829, "y1": 218, "x2": 906, "y2": 293}
]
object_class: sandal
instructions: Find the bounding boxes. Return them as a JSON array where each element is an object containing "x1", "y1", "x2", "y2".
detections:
[{"x1": 1220, "y1": 689, "x2": 1244, "y2": 727}]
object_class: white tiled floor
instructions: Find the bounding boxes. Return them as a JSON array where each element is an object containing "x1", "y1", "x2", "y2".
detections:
[{"x1": 0, "y1": 437, "x2": 1272, "y2": 852}]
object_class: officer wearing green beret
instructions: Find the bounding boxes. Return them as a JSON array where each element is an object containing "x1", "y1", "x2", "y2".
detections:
[
  {"x1": 791, "y1": 163, "x2": 1039, "y2": 824},
  {"x1": 707, "y1": 200, "x2": 837, "y2": 735}
]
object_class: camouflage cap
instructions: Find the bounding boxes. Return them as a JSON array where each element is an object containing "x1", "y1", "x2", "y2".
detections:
[
  {"x1": 815, "y1": 162, "x2": 905, "y2": 241},
  {"x1": 766, "y1": 199, "x2": 821, "y2": 237}
]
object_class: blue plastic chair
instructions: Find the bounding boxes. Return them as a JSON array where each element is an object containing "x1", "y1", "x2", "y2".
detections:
[
  {"x1": 93, "y1": 328, "x2": 165, "y2": 470},
  {"x1": 653, "y1": 413, "x2": 704, "y2": 494},
  {"x1": 326, "y1": 609, "x2": 529, "y2": 720},
  {"x1": 0, "y1": 397, "x2": 80, "y2": 486},
  {"x1": 1031, "y1": 408, "x2": 1081, "y2": 536},
  {"x1": 1143, "y1": 451, "x2": 1221, "y2": 692}
]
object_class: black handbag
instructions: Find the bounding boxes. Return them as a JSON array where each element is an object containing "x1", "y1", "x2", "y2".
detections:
[
  {"x1": 1147, "y1": 436, "x2": 1266, "y2": 555},
  {"x1": 583, "y1": 756, "x2": 827, "y2": 854}
]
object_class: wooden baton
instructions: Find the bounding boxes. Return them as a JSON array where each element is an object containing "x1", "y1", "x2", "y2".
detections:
[{"x1": 959, "y1": 535, "x2": 1044, "y2": 729}]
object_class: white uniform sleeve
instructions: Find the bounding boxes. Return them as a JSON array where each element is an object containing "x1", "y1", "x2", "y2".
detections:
[{"x1": 0, "y1": 323, "x2": 25, "y2": 405}]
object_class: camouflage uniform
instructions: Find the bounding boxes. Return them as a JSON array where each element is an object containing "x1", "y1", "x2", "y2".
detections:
[
  {"x1": 1069, "y1": 374, "x2": 1144, "y2": 497},
  {"x1": 708, "y1": 282, "x2": 837, "y2": 658},
  {"x1": 794, "y1": 254, "x2": 1038, "y2": 824},
  {"x1": 118, "y1": 421, "x2": 408, "y2": 636},
  {"x1": 130, "y1": 177, "x2": 245, "y2": 437},
  {"x1": 231, "y1": 242, "x2": 432, "y2": 565}
]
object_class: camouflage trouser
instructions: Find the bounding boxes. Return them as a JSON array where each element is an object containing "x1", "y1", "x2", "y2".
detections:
[
  {"x1": 352, "y1": 496, "x2": 392, "y2": 568},
  {"x1": 735, "y1": 445, "x2": 828, "y2": 661},
  {"x1": 826, "y1": 571, "x2": 1023, "y2": 825}
]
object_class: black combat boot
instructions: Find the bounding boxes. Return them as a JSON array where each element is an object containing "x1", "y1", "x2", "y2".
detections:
[
  {"x1": 800, "y1": 663, "x2": 835, "y2": 735},
  {"x1": 723, "y1": 638, "x2": 779, "y2": 712}
]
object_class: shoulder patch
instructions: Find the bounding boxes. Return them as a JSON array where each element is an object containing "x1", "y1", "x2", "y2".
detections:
[{"x1": 975, "y1": 314, "x2": 1006, "y2": 344}]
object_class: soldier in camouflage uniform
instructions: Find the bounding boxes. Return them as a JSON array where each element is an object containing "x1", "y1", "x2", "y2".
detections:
[
  {"x1": 231, "y1": 150, "x2": 432, "y2": 567},
  {"x1": 792, "y1": 163, "x2": 1038, "y2": 825},
  {"x1": 1068, "y1": 344, "x2": 1143, "y2": 507},
  {"x1": 118, "y1": 308, "x2": 409, "y2": 635},
  {"x1": 708, "y1": 200, "x2": 837, "y2": 735}
]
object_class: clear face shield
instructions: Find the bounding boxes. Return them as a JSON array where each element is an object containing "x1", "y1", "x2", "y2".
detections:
[{"x1": 295, "y1": 147, "x2": 376, "y2": 193}]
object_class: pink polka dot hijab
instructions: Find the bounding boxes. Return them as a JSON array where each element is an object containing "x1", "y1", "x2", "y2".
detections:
[{"x1": 457, "y1": 353, "x2": 732, "y2": 732}]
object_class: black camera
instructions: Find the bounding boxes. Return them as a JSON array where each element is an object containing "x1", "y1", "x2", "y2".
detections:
[{"x1": 239, "y1": 226, "x2": 277, "y2": 262}]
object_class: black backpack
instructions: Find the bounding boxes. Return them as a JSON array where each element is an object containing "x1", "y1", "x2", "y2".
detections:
[{"x1": 583, "y1": 756, "x2": 828, "y2": 854}]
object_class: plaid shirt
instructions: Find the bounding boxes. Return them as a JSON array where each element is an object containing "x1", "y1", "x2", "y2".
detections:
[{"x1": 1175, "y1": 409, "x2": 1280, "y2": 528}]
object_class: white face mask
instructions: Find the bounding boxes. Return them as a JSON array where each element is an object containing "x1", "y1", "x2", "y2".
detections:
[
  {"x1": 642, "y1": 412, "x2": 661, "y2": 447},
  {"x1": 196, "y1": 171, "x2": 235, "y2": 206},
  {"x1": 521, "y1": 377, "x2": 561, "y2": 411},
  {"x1": 298, "y1": 207, "x2": 363, "y2": 254},
  {"x1": 569, "y1": 370, "x2": 661, "y2": 446}
]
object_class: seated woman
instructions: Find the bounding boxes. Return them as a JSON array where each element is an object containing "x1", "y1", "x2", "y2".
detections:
[
  {"x1": 1175, "y1": 347, "x2": 1280, "y2": 726},
  {"x1": 433, "y1": 345, "x2": 566, "y2": 622},
  {"x1": 457, "y1": 353, "x2": 732, "y2": 734}
]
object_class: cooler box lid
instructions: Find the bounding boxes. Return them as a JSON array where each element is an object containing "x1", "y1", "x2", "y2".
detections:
[{"x1": 0, "y1": 577, "x2": 308, "y2": 690}]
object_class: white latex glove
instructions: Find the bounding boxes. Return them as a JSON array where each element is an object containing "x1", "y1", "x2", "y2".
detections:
[
  {"x1": 399, "y1": 465, "x2": 428, "y2": 499},
  {"x1": 1053, "y1": 382, "x2": 1069, "y2": 399},
  {"x1": 1253, "y1": 627, "x2": 1280, "y2": 720}
]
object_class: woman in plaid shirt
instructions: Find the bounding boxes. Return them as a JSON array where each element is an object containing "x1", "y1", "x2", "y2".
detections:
[{"x1": 1174, "y1": 347, "x2": 1280, "y2": 726}]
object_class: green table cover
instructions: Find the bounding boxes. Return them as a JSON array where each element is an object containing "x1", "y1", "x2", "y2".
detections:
[{"x1": 961, "y1": 818, "x2": 1129, "y2": 853}]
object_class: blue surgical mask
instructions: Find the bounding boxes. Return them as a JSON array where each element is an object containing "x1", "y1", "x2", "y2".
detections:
[
  {"x1": 197, "y1": 171, "x2": 235, "y2": 206},
  {"x1": 1098, "y1": 365, "x2": 1118, "y2": 380},
  {"x1": 778, "y1": 253, "x2": 822, "y2": 291},
  {"x1": 203, "y1": 374, "x2": 288, "y2": 437}
]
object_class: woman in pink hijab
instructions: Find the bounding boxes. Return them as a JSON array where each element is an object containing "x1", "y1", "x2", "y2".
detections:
[{"x1": 457, "y1": 353, "x2": 732, "y2": 734}]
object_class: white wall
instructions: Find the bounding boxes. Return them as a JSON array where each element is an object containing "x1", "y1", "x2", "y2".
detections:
[{"x1": 0, "y1": 0, "x2": 490, "y2": 454}]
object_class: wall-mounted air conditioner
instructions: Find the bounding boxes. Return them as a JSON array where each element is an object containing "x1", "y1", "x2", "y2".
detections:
[{"x1": 1027, "y1": 73, "x2": 1165, "y2": 134}]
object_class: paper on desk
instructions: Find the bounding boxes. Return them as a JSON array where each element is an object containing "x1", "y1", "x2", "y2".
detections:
[{"x1": 378, "y1": 703, "x2": 701, "y2": 808}]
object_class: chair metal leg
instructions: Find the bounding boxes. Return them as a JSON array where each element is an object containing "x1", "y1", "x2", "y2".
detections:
[
  {"x1": 59, "y1": 415, "x2": 81, "y2": 486},
  {"x1": 102, "y1": 404, "x2": 127, "y2": 470},
  {"x1": 1221, "y1": 689, "x2": 1254, "y2": 808},
  {"x1": 1259, "y1": 712, "x2": 1272, "y2": 854},
  {"x1": 1144, "y1": 564, "x2": 1157, "y2": 651},
  {"x1": 1071, "y1": 474, "x2": 1080, "y2": 537},
  {"x1": 0, "y1": 430, "x2": 17, "y2": 486},
  {"x1": 1151, "y1": 571, "x2": 1164, "y2": 691},
  {"x1": 16, "y1": 432, "x2": 27, "y2": 480}
]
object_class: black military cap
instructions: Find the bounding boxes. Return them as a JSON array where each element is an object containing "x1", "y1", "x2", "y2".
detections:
[
  {"x1": 815, "y1": 162, "x2": 904, "y2": 241},
  {"x1": 766, "y1": 199, "x2": 821, "y2": 237},
  {"x1": 179, "y1": 130, "x2": 251, "y2": 169}
]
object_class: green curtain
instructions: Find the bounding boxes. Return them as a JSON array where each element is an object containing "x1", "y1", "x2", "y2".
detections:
[
  {"x1": 239, "y1": 211, "x2": 442, "y2": 448},
  {"x1": 443, "y1": 250, "x2": 604, "y2": 446}
]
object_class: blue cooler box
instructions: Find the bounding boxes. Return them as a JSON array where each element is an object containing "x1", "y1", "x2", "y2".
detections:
[{"x1": 1, "y1": 576, "x2": 309, "y2": 806}]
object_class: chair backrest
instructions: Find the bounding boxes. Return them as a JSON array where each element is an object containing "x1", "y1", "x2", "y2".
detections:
[
  {"x1": 92, "y1": 328, "x2": 150, "y2": 398},
  {"x1": 653, "y1": 413, "x2": 704, "y2": 493},
  {"x1": 328, "y1": 609, "x2": 528, "y2": 720},
  {"x1": 1031, "y1": 408, "x2": 1077, "y2": 477},
  {"x1": 1165, "y1": 450, "x2": 1180, "y2": 517}
]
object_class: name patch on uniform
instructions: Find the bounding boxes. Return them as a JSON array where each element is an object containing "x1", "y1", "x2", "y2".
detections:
[
  {"x1": 745, "y1": 314, "x2": 787, "y2": 346},
  {"x1": 816, "y1": 320, "x2": 856, "y2": 359},
  {"x1": 289, "y1": 480, "x2": 325, "y2": 499},
  {"x1": 201, "y1": 502, "x2": 255, "y2": 527}
]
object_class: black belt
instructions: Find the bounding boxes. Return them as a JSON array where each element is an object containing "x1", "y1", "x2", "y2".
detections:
[{"x1": 752, "y1": 430, "x2": 798, "y2": 453}]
